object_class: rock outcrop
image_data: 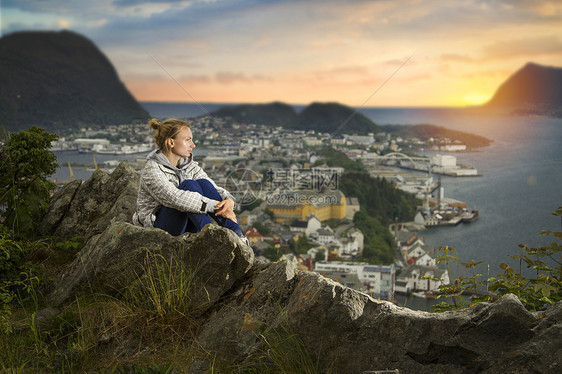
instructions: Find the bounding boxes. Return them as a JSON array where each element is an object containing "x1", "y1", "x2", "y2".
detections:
[
  {"x1": 42, "y1": 162, "x2": 562, "y2": 373},
  {"x1": 39, "y1": 161, "x2": 139, "y2": 240},
  {"x1": 48, "y1": 222, "x2": 254, "y2": 317},
  {"x1": 196, "y1": 261, "x2": 561, "y2": 373}
]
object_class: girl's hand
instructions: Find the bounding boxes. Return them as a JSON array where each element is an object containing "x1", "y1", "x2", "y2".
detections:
[{"x1": 215, "y1": 197, "x2": 236, "y2": 222}]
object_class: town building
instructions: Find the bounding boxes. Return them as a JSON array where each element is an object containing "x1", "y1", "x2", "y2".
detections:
[
  {"x1": 394, "y1": 265, "x2": 449, "y2": 296},
  {"x1": 267, "y1": 190, "x2": 348, "y2": 223},
  {"x1": 314, "y1": 261, "x2": 396, "y2": 301}
]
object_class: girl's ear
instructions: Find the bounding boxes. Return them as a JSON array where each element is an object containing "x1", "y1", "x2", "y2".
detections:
[{"x1": 168, "y1": 138, "x2": 174, "y2": 148}]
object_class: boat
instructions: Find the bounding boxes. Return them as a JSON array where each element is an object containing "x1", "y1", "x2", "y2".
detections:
[
  {"x1": 461, "y1": 210, "x2": 479, "y2": 223},
  {"x1": 94, "y1": 143, "x2": 154, "y2": 155}
]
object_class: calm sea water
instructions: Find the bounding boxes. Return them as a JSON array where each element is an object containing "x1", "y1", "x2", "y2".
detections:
[
  {"x1": 360, "y1": 107, "x2": 562, "y2": 280},
  {"x1": 55, "y1": 102, "x2": 562, "y2": 289}
]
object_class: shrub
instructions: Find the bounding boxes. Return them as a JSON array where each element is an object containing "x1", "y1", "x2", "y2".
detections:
[{"x1": 0, "y1": 126, "x2": 58, "y2": 237}]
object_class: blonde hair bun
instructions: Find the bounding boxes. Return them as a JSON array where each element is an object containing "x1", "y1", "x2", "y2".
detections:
[{"x1": 149, "y1": 118, "x2": 161, "y2": 130}]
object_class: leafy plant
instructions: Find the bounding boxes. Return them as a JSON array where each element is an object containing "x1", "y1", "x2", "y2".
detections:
[
  {"x1": 424, "y1": 245, "x2": 466, "y2": 312},
  {"x1": 0, "y1": 126, "x2": 59, "y2": 237},
  {"x1": 0, "y1": 227, "x2": 49, "y2": 333},
  {"x1": 486, "y1": 207, "x2": 562, "y2": 311},
  {"x1": 428, "y1": 207, "x2": 562, "y2": 312}
]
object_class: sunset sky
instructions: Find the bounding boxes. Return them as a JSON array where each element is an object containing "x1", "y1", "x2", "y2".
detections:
[{"x1": 2, "y1": 0, "x2": 561, "y2": 107}]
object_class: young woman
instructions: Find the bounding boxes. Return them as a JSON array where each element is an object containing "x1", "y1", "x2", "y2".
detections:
[{"x1": 133, "y1": 118, "x2": 245, "y2": 241}]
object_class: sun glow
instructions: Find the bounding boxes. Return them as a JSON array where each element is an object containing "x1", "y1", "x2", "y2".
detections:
[{"x1": 460, "y1": 93, "x2": 492, "y2": 106}]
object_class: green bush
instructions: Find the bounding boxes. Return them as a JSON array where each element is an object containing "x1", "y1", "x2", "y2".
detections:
[{"x1": 0, "y1": 126, "x2": 58, "y2": 237}]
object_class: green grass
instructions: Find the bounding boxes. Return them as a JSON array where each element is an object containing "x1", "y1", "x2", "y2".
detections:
[{"x1": 1, "y1": 236, "x2": 323, "y2": 373}]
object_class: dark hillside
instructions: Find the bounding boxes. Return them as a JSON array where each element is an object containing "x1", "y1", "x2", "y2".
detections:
[
  {"x1": 212, "y1": 101, "x2": 380, "y2": 134},
  {"x1": 0, "y1": 30, "x2": 149, "y2": 131},
  {"x1": 483, "y1": 62, "x2": 562, "y2": 117},
  {"x1": 295, "y1": 102, "x2": 380, "y2": 134},
  {"x1": 212, "y1": 102, "x2": 297, "y2": 126}
]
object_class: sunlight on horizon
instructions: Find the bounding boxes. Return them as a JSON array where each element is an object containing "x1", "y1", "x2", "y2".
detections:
[{"x1": 460, "y1": 93, "x2": 493, "y2": 107}]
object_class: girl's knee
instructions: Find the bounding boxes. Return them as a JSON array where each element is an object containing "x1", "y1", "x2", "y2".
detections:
[
  {"x1": 196, "y1": 179, "x2": 214, "y2": 189},
  {"x1": 196, "y1": 179, "x2": 221, "y2": 199},
  {"x1": 178, "y1": 179, "x2": 203, "y2": 192}
]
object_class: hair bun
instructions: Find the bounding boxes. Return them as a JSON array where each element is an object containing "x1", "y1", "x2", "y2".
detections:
[{"x1": 149, "y1": 118, "x2": 161, "y2": 130}]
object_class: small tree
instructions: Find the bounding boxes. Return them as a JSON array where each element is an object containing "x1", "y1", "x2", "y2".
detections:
[{"x1": 0, "y1": 126, "x2": 59, "y2": 237}]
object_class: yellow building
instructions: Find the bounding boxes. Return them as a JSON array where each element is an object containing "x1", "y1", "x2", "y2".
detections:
[{"x1": 267, "y1": 190, "x2": 347, "y2": 223}]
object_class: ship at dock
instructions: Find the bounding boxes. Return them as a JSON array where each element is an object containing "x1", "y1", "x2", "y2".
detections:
[{"x1": 92, "y1": 143, "x2": 154, "y2": 155}]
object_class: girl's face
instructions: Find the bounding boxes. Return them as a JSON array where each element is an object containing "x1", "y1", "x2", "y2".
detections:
[{"x1": 169, "y1": 126, "x2": 196, "y2": 159}]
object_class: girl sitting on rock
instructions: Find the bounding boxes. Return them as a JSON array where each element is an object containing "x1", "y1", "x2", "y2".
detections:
[{"x1": 133, "y1": 118, "x2": 246, "y2": 242}]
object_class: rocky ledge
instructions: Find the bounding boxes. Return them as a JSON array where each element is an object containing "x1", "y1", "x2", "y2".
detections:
[{"x1": 39, "y1": 162, "x2": 562, "y2": 373}]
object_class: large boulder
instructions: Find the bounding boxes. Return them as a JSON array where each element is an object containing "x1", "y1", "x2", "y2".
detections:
[
  {"x1": 48, "y1": 222, "x2": 254, "y2": 316},
  {"x1": 39, "y1": 161, "x2": 139, "y2": 240},
  {"x1": 194, "y1": 260, "x2": 561, "y2": 374},
  {"x1": 38, "y1": 179, "x2": 82, "y2": 236}
]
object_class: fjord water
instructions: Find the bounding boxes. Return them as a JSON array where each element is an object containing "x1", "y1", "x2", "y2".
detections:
[{"x1": 361, "y1": 107, "x2": 562, "y2": 279}]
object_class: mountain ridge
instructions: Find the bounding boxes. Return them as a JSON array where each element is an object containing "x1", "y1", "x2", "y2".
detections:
[
  {"x1": 211, "y1": 101, "x2": 381, "y2": 135},
  {"x1": 482, "y1": 62, "x2": 562, "y2": 117},
  {"x1": 0, "y1": 30, "x2": 149, "y2": 131}
]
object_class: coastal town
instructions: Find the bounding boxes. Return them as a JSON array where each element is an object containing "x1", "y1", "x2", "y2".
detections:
[{"x1": 51, "y1": 115, "x2": 483, "y2": 306}]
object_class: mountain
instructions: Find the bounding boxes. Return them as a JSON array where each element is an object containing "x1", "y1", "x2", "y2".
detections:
[
  {"x1": 212, "y1": 102, "x2": 297, "y2": 126},
  {"x1": 295, "y1": 102, "x2": 379, "y2": 134},
  {"x1": 0, "y1": 30, "x2": 149, "y2": 131},
  {"x1": 212, "y1": 101, "x2": 380, "y2": 134},
  {"x1": 483, "y1": 62, "x2": 562, "y2": 117}
]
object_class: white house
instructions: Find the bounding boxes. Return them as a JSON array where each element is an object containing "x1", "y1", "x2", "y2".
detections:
[
  {"x1": 312, "y1": 227, "x2": 336, "y2": 245},
  {"x1": 304, "y1": 215, "x2": 322, "y2": 237},
  {"x1": 395, "y1": 265, "x2": 449, "y2": 295},
  {"x1": 416, "y1": 251, "x2": 437, "y2": 267},
  {"x1": 339, "y1": 237, "x2": 360, "y2": 257},
  {"x1": 347, "y1": 227, "x2": 364, "y2": 252},
  {"x1": 314, "y1": 261, "x2": 395, "y2": 300}
]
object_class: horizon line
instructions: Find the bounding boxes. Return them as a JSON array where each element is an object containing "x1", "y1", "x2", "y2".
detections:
[{"x1": 139, "y1": 100, "x2": 484, "y2": 110}]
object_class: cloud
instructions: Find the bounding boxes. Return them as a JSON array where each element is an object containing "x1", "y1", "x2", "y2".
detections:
[
  {"x1": 87, "y1": 18, "x2": 109, "y2": 28},
  {"x1": 214, "y1": 72, "x2": 272, "y2": 85},
  {"x1": 463, "y1": 69, "x2": 511, "y2": 79},
  {"x1": 498, "y1": 0, "x2": 562, "y2": 19},
  {"x1": 439, "y1": 53, "x2": 477, "y2": 63},
  {"x1": 113, "y1": 0, "x2": 193, "y2": 6},
  {"x1": 482, "y1": 35, "x2": 562, "y2": 60}
]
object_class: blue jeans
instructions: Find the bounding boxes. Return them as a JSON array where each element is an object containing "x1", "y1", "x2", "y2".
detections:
[{"x1": 154, "y1": 179, "x2": 242, "y2": 237}]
